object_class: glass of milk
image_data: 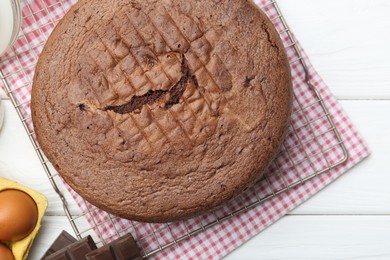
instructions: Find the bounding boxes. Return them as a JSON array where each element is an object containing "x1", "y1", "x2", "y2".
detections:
[
  {"x1": 0, "y1": 0, "x2": 22, "y2": 56},
  {"x1": 0, "y1": 0, "x2": 21, "y2": 128}
]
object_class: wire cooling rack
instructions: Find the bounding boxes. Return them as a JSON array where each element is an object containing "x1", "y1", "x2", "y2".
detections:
[{"x1": 0, "y1": 0, "x2": 349, "y2": 258}]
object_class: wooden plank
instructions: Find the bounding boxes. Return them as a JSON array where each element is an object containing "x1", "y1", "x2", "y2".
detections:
[
  {"x1": 27, "y1": 216, "x2": 75, "y2": 260},
  {"x1": 0, "y1": 100, "x2": 82, "y2": 215},
  {"x1": 1, "y1": 91, "x2": 7, "y2": 99},
  {"x1": 26, "y1": 215, "x2": 390, "y2": 260},
  {"x1": 1, "y1": 1, "x2": 389, "y2": 100},
  {"x1": 277, "y1": 0, "x2": 390, "y2": 99},
  {"x1": 0, "y1": 99, "x2": 387, "y2": 215},
  {"x1": 227, "y1": 215, "x2": 390, "y2": 260},
  {"x1": 0, "y1": 1, "x2": 387, "y2": 259},
  {"x1": 292, "y1": 100, "x2": 390, "y2": 214}
]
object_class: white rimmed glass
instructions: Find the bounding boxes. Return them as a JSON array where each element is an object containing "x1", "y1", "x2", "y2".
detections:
[{"x1": 0, "y1": 0, "x2": 22, "y2": 56}]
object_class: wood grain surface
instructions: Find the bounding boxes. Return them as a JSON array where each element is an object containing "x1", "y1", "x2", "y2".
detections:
[{"x1": 0, "y1": 0, "x2": 389, "y2": 259}]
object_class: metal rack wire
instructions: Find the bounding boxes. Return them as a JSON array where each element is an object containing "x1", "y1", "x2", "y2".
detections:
[{"x1": 0, "y1": 0, "x2": 348, "y2": 258}]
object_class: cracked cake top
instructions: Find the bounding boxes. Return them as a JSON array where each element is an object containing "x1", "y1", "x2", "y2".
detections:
[{"x1": 31, "y1": 0, "x2": 292, "y2": 222}]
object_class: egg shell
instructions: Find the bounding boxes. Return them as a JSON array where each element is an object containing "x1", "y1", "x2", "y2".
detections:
[
  {"x1": 0, "y1": 177, "x2": 48, "y2": 260},
  {"x1": 0, "y1": 243, "x2": 15, "y2": 260},
  {"x1": 0, "y1": 190, "x2": 38, "y2": 242}
]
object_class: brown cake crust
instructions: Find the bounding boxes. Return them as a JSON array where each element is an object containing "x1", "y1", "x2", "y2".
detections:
[{"x1": 31, "y1": 0, "x2": 292, "y2": 222}]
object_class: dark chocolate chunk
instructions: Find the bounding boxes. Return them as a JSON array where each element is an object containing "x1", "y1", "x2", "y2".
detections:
[
  {"x1": 41, "y1": 231, "x2": 77, "y2": 259},
  {"x1": 86, "y1": 234, "x2": 142, "y2": 260},
  {"x1": 44, "y1": 236, "x2": 97, "y2": 260}
]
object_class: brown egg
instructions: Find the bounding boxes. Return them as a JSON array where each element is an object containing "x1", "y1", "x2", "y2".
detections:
[
  {"x1": 0, "y1": 243, "x2": 15, "y2": 260},
  {"x1": 0, "y1": 190, "x2": 38, "y2": 242}
]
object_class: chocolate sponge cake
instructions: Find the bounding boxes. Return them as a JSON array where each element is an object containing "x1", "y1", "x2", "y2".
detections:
[{"x1": 31, "y1": 0, "x2": 292, "y2": 222}]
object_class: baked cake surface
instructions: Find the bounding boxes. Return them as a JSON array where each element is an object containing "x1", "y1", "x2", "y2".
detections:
[{"x1": 31, "y1": 0, "x2": 292, "y2": 222}]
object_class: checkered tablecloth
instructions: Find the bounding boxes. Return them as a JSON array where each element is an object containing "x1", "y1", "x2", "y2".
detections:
[{"x1": 0, "y1": 0, "x2": 369, "y2": 259}]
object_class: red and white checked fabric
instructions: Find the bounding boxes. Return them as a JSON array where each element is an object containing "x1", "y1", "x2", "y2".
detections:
[{"x1": 0, "y1": 0, "x2": 369, "y2": 259}]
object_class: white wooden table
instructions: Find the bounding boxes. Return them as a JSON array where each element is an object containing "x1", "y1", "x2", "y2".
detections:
[{"x1": 1, "y1": 0, "x2": 389, "y2": 259}]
